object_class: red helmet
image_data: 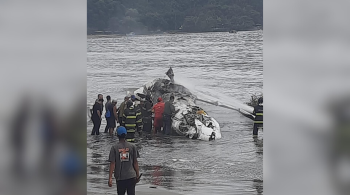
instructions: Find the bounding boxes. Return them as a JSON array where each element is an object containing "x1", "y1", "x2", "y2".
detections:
[{"x1": 157, "y1": 97, "x2": 163, "y2": 102}]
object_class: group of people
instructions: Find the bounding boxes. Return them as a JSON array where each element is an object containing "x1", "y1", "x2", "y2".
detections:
[
  {"x1": 90, "y1": 94, "x2": 118, "y2": 136},
  {"x1": 103, "y1": 95, "x2": 261, "y2": 195},
  {"x1": 90, "y1": 93, "x2": 176, "y2": 140}
]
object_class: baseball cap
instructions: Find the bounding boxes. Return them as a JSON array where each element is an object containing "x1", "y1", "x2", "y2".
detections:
[{"x1": 117, "y1": 126, "x2": 127, "y2": 135}]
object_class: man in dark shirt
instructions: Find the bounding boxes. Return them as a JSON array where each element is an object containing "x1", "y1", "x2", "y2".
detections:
[
  {"x1": 253, "y1": 97, "x2": 263, "y2": 136},
  {"x1": 142, "y1": 95, "x2": 153, "y2": 134},
  {"x1": 108, "y1": 126, "x2": 140, "y2": 195},
  {"x1": 91, "y1": 96, "x2": 103, "y2": 135},
  {"x1": 163, "y1": 95, "x2": 175, "y2": 135}
]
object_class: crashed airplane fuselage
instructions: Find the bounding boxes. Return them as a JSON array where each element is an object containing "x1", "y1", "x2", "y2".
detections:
[{"x1": 134, "y1": 78, "x2": 221, "y2": 141}]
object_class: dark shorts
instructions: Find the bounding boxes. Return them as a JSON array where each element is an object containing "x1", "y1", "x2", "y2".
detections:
[
  {"x1": 116, "y1": 177, "x2": 136, "y2": 195},
  {"x1": 108, "y1": 117, "x2": 116, "y2": 128}
]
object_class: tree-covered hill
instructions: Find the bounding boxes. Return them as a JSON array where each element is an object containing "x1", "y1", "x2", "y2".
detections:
[{"x1": 87, "y1": 0, "x2": 263, "y2": 34}]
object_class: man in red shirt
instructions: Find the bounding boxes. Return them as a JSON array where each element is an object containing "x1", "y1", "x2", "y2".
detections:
[{"x1": 152, "y1": 97, "x2": 165, "y2": 134}]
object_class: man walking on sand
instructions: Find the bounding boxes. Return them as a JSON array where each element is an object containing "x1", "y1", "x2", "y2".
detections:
[{"x1": 108, "y1": 126, "x2": 140, "y2": 195}]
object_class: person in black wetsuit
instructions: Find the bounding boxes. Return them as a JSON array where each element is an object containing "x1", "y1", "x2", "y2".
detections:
[{"x1": 253, "y1": 97, "x2": 263, "y2": 136}]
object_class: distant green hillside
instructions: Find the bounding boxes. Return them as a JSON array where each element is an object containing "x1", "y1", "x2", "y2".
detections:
[{"x1": 87, "y1": 0, "x2": 263, "y2": 34}]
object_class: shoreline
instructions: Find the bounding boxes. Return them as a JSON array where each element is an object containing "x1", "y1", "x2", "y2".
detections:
[{"x1": 87, "y1": 29, "x2": 262, "y2": 39}]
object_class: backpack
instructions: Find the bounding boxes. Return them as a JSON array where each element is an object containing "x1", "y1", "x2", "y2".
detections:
[{"x1": 105, "y1": 110, "x2": 111, "y2": 118}]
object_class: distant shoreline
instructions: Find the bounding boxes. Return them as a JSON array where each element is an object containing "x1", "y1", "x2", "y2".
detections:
[{"x1": 87, "y1": 29, "x2": 262, "y2": 38}]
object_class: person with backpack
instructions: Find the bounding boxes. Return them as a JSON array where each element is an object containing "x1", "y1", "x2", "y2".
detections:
[{"x1": 104, "y1": 95, "x2": 112, "y2": 133}]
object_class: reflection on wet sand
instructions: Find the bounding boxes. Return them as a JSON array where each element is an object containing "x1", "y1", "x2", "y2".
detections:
[
  {"x1": 253, "y1": 179, "x2": 263, "y2": 194},
  {"x1": 253, "y1": 137, "x2": 263, "y2": 155},
  {"x1": 88, "y1": 130, "x2": 263, "y2": 194}
]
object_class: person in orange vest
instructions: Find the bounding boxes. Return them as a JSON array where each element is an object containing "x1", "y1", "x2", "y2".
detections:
[{"x1": 152, "y1": 97, "x2": 165, "y2": 134}]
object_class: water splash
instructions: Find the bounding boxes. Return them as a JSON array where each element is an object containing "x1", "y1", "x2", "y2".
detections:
[{"x1": 175, "y1": 75, "x2": 254, "y2": 114}]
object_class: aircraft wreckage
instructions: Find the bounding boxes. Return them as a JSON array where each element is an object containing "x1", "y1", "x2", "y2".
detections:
[
  {"x1": 134, "y1": 68, "x2": 225, "y2": 141},
  {"x1": 86, "y1": 68, "x2": 256, "y2": 141},
  {"x1": 133, "y1": 68, "x2": 257, "y2": 141}
]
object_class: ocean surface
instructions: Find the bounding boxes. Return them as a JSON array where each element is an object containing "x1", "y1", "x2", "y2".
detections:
[{"x1": 87, "y1": 31, "x2": 263, "y2": 195}]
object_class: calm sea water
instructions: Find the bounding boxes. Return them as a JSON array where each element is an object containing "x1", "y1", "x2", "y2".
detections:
[{"x1": 87, "y1": 31, "x2": 263, "y2": 195}]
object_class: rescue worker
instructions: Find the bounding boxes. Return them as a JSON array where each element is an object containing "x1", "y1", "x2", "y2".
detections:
[
  {"x1": 136, "y1": 98, "x2": 144, "y2": 116},
  {"x1": 118, "y1": 96, "x2": 129, "y2": 125},
  {"x1": 130, "y1": 95, "x2": 139, "y2": 107},
  {"x1": 253, "y1": 97, "x2": 263, "y2": 136},
  {"x1": 142, "y1": 95, "x2": 153, "y2": 133},
  {"x1": 166, "y1": 67, "x2": 174, "y2": 83},
  {"x1": 152, "y1": 97, "x2": 165, "y2": 134},
  {"x1": 122, "y1": 101, "x2": 142, "y2": 142},
  {"x1": 163, "y1": 95, "x2": 175, "y2": 135}
]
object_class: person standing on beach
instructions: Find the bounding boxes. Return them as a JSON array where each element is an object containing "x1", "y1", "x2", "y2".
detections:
[
  {"x1": 108, "y1": 126, "x2": 140, "y2": 195},
  {"x1": 142, "y1": 95, "x2": 153, "y2": 133},
  {"x1": 118, "y1": 96, "x2": 130, "y2": 126},
  {"x1": 104, "y1": 95, "x2": 112, "y2": 133},
  {"x1": 163, "y1": 95, "x2": 175, "y2": 135},
  {"x1": 152, "y1": 97, "x2": 165, "y2": 134},
  {"x1": 253, "y1": 97, "x2": 263, "y2": 136},
  {"x1": 122, "y1": 101, "x2": 142, "y2": 142},
  {"x1": 91, "y1": 96, "x2": 103, "y2": 135},
  {"x1": 107, "y1": 99, "x2": 117, "y2": 135}
]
